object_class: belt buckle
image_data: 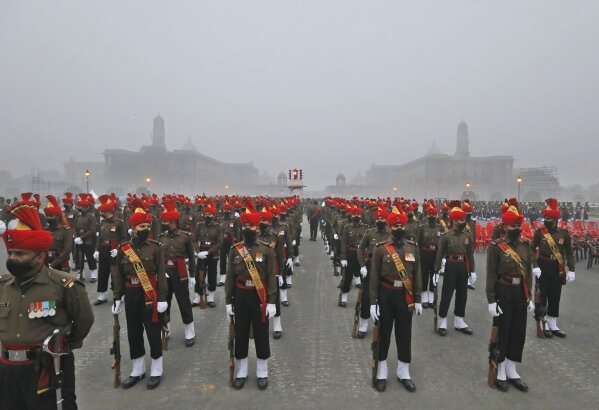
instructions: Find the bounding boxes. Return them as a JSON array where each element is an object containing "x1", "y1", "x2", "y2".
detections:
[
  {"x1": 512, "y1": 277, "x2": 521, "y2": 285},
  {"x1": 8, "y1": 350, "x2": 27, "y2": 362},
  {"x1": 166, "y1": 261, "x2": 175, "y2": 266},
  {"x1": 131, "y1": 278, "x2": 140, "y2": 285},
  {"x1": 47, "y1": 251, "x2": 54, "y2": 257},
  {"x1": 245, "y1": 280, "x2": 255, "y2": 287},
  {"x1": 393, "y1": 280, "x2": 403, "y2": 288}
]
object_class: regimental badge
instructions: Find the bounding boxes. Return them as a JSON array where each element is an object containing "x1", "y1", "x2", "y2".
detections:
[
  {"x1": 279, "y1": 231, "x2": 285, "y2": 236},
  {"x1": 111, "y1": 227, "x2": 116, "y2": 232},
  {"x1": 230, "y1": 223, "x2": 234, "y2": 228},
  {"x1": 405, "y1": 253, "x2": 416, "y2": 262},
  {"x1": 255, "y1": 252, "x2": 263, "y2": 262},
  {"x1": 464, "y1": 238, "x2": 469, "y2": 245},
  {"x1": 558, "y1": 238, "x2": 564, "y2": 245}
]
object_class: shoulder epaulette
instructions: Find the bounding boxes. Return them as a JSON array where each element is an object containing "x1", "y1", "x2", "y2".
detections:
[
  {"x1": 376, "y1": 240, "x2": 388, "y2": 246},
  {"x1": 158, "y1": 231, "x2": 167, "y2": 237},
  {"x1": 149, "y1": 239, "x2": 161, "y2": 245},
  {"x1": 48, "y1": 268, "x2": 79, "y2": 288},
  {"x1": 258, "y1": 240, "x2": 271, "y2": 247},
  {"x1": 120, "y1": 240, "x2": 131, "y2": 246}
]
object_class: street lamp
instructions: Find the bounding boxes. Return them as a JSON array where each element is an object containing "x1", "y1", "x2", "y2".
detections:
[
  {"x1": 84, "y1": 170, "x2": 91, "y2": 192},
  {"x1": 517, "y1": 176, "x2": 522, "y2": 202},
  {"x1": 146, "y1": 177, "x2": 151, "y2": 192}
]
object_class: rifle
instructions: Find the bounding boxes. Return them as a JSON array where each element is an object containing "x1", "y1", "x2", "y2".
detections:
[
  {"x1": 109, "y1": 314, "x2": 121, "y2": 388},
  {"x1": 371, "y1": 320, "x2": 380, "y2": 388},
  {"x1": 432, "y1": 283, "x2": 439, "y2": 333},
  {"x1": 228, "y1": 315, "x2": 235, "y2": 386},
  {"x1": 487, "y1": 316, "x2": 500, "y2": 389},
  {"x1": 196, "y1": 258, "x2": 208, "y2": 309},
  {"x1": 534, "y1": 284, "x2": 547, "y2": 338},
  {"x1": 43, "y1": 329, "x2": 70, "y2": 410},
  {"x1": 161, "y1": 316, "x2": 169, "y2": 351},
  {"x1": 77, "y1": 243, "x2": 85, "y2": 281},
  {"x1": 352, "y1": 288, "x2": 363, "y2": 338}
]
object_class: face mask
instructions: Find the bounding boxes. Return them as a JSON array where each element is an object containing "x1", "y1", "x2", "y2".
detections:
[
  {"x1": 407, "y1": 213, "x2": 414, "y2": 219},
  {"x1": 391, "y1": 228, "x2": 405, "y2": 240},
  {"x1": 259, "y1": 222, "x2": 269, "y2": 232},
  {"x1": 205, "y1": 216, "x2": 213, "y2": 223},
  {"x1": 466, "y1": 214, "x2": 472, "y2": 221},
  {"x1": 428, "y1": 216, "x2": 437, "y2": 225},
  {"x1": 457, "y1": 222, "x2": 467, "y2": 230},
  {"x1": 242, "y1": 228, "x2": 257, "y2": 243},
  {"x1": 376, "y1": 221, "x2": 386, "y2": 230},
  {"x1": 135, "y1": 229, "x2": 150, "y2": 242},
  {"x1": 442, "y1": 212, "x2": 448, "y2": 218},
  {"x1": 47, "y1": 218, "x2": 58, "y2": 228},
  {"x1": 280, "y1": 214, "x2": 287, "y2": 221},
  {"x1": 544, "y1": 220, "x2": 557, "y2": 232},
  {"x1": 6, "y1": 258, "x2": 36, "y2": 278},
  {"x1": 507, "y1": 228, "x2": 521, "y2": 241},
  {"x1": 352, "y1": 216, "x2": 361, "y2": 223},
  {"x1": 272, "y1": 216, "x2": 279, "y2": 224},
  {"x1": 224, "y1": 212, "x2": 231, "y2": 218}
]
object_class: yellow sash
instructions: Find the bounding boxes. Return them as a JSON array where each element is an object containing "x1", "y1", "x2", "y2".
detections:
[
  {"x1": 497, "y1": 242, "x2": 530, "y2": 300},
  {"x1": 236, "y1": 244, "x2": 267, "y2": 322},
  {"x1": 121, "y1": 243, "x2": 158, "y2": 322},
  {"x1": 541, "y1": 228, "x2": 565, "y2": 273},
  {"x1": 383, "y1": 244, "x2": 414, "y2": 308}
]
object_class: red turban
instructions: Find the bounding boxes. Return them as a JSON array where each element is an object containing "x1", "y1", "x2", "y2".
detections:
[
  {"x1": 2, "y1": 201, "x2": 53, "y2": 252},
  {"x1": 129, "y1": 208, "x2": 152, "y2": 227}
]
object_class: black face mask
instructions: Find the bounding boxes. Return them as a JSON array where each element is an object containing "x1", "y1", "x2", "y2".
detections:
[
  {"x1": 259, "y1": 222, "x2": 269, "y2": 232},
  {"x1": 466, "y1": 214, "x2": 472, "y2": 221},
  {"x1": 507, "y1": 229, "x2": 521, "y2": 241},
  {"x1": 544, "y1": 220, "x2": 557, "y2": 232},
  {"x1": 224, "y1": 212, "x2": 231, "y2": 218},
  {"x1": 272, "y1": 216, "x2": 279, "y2": 224},
  {"x1": 47, "y1": 218, "x2": 58, "y2": 229},
  {"x1": 205, "y1": 216, "x2": 213, "y2": 224},
  {"x1": 242, "y1": 228, "x2": 257, "y2": 243},
  {"x1": 391, "y1": 228, "x2": 405, "y2": 241},
  {"x1": 6, "y1": 258, "x2": 36, "y2": 278},
  {"x1": 442, "y1": 212, "x2": 448, "y2": 218},
  {"x1": 407, "y1": 213, "x2": 414, "y2": 219},
  {"x1": 134, "y1": 229, "x2": 150, "y2": 243},
  {"x1": 457, "y1": 222, "x2": 467, "y2": 230},
  {"x1": 280, "y1": 214, "x2": 287, "y2": 221},
  {"x1": 376, "y1": 221, "x2": 386, "y2": 230},
  {"x1": 428, "y1": 216, "x2": 437, "y2": 225},
  {"x1": 352, "y1": 216, "x2": 361, "y2": 224}
]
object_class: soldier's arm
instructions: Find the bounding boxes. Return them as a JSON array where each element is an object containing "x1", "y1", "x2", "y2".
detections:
[
  {"x1": 185, "y1": 234, "x2": 197, "y2": 276},
  {"x1": 524, "y1": 242, "x2": 533, "y2": 295},
  {"x1": 119, "y1": 220, "x2": 128, "y2": 241},
  {"x1": 485, "y1": 243, "x2": 498, "y2": 303},
  {"x1": 64, "y1": 281, "x2": 95, "y2": 349},
  {"x1": 369, "y1": 247, "x2": 382, "y2": 304},
  {"x1": 155, "y1": 244, "x2": 167, "y2": 302},
  {"x1": 530, "y1": 230, "x2": 541, "y2": 269},
  {"x1": 416, "y1": 227, "x2": 424, "y2": 248},
  {"x1": 357, "y1": 231, "x2": 370, "y2": 267},
  {"x1": 224, "y1": 248, "x2": 235, "y2": 304},
  {"x1": 413, "y1": 247, "x2": 422, "y2": 303},
  {"x1": 191, "y1": 224, "x2": 200, "y2": 252},
  {"x1": 434, "y1": 235, "x2": 448, "y2": 271},
  {"x1": 467, "y1": 235, "x2": 475, "y2": 273},
  {"x1": 275, "y1": 235, "x2": 285, "y2": 273},
  {"x1": 113, "y1": 249, "x2": 125, "y2": 300},
  {"x1": 266, "y1": 248, "x2": 277, "y2": 304},
  {"x1": 52, "y1": 229, "x2": 73, "y2": 268},
  {"x1": 340, "y1": 226, "x2": 348, "y2": 260},
  {"x1": 563, "y1": 230, "x2": 576, "y2": 271},
  {"x1": 208, "y1": 225, "x2": 223, "y2": 255}
]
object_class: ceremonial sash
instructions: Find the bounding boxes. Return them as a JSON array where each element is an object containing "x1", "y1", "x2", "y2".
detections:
[
  {"x1": 310, "y1": 207, "x2": 320, "y2": 221},
  {"x1": 497, "y1": 242, "x2": 530, "y2": 300},
  {"x1": 439, "y1": 219, "x2": 449, "y2": 232},
  {"x1": 236, "y1": 244, "x2": 268, "y2": 322},
  {"x1": 383, "y1": 244, "x2": 415, "y2": 309},
  {"x1": 541, "y1": 228, "x2": 565, "y2": 274},
  {"x1": 121, "y1": 243, "x2": 159, "y2": 322}
]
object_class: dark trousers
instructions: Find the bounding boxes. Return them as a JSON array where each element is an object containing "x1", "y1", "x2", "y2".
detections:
[
  {"x1": 275, "y1": 282, "x2": 282, "y2": 317},
  {"x1": 220, "y1": 239, "x2": 232, "y2": 275},
  {"x1": 360, "y1": 276, "x2": 371, "y2": 319},
  {"x1": 496, "y1": 283, "x2": 527, "y2": 363},
  {"x1": 195, "y1": 256, "x2": 219, "y2": 292},
  {"x1": 165, "y1": 267, "x2": 193, "y2": 325},
  {"x1": 233, "y1": 288, "x2": 270, "y2": 360},
  {"x1": 78, "y1": 243, "x2": 97, "y2": 271},
  {"x1": 309, "y1": 221, "x2": 318, "y2": 240},
  {"x1": 420, "y1": 250, "x2": 436, "y2": 292},
  {"x1": 438, "y1": 262, "x2": 468, "y2": 318},
  {"x1": 377, "y1": 287, "x2": 413, "y2": 363},
  {"x1": 280, "y1": 265, "x2": 292, "y2": 289},
  {"x1": 341, "y1": 251, "x2": 359, "y2": 293},
  {"x1": 538, "y1": 259, "x2": 563, "y2": 317},
  {"x1": 293, "y1": 234, "x2": 300, "y2": 257},
  {"x1": 124, "y1": 287, "x2": 163, "y2": 360},
  {"x1": 96, "y1": 247, "x2": 114, "y2": 293},
  {"x1": 0, "y1": 352, "x2": 76, "y2": 410}
]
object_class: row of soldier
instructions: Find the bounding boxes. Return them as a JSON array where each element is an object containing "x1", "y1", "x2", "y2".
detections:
[{"x1": 320, "y1": 196, "x2": 575, "y2": 392}]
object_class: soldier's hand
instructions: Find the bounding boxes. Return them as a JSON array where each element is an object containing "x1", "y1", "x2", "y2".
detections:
[
  {"x1": 469, "y1": 272, "x2": 477, "y2": 285},
  {"x1": 188, "y1": 277, "x2": 196, "y2": 289},
  {"x1": 197, "y1": 251, "x2": 209, "y2": 259},
  {"x1": 341, "y1": 260, "x2": 348, "y2": 268},
  {"x1": 370, "y1": 305, "x2": 380, "y2": 321},
  {"x1": 432, "y1": 273, "x2": 440, "y2": 287},
  {"x1": 226, "y1": 304, "x2": 235, "y2": 317},
  {"x1": 278, "y1": 276, "x2": 284, "y2": 287},
  {"x1": 414, "y1": 303, "x2": 423, "y2": 315},
  {"x1": 532, "y1": 267, "x2": 542, "y2": 279},
  {"x1": 360, "y1": 266, "x2": 368, "y2": 278},
  {"x1": 527, "y1": 300, "x2": 535, "y2": 313},
  {"x1": 566, "y1": 271, "x2": 576, "y2": 283},
  {"x1": 110, "y1": 249, "x2": 118, "y2": 258},
  {"x1": 488, "y1": 302, "x2": 502, "y2": 317},
  {"x1": 127, "y1": 228, "x2": 133, "y2": 236},
  {"x1": 333, "y1": 234, "x2": 339, "y2": 240},
  {"x1": 286, "y1": 258, "x2": 293, "y2": 269},
  {"x1": 111, "y1": 300, "x2": 122, "y2": 315},
  {"x1": 266, "y1": 303, "x2": 276, "y2": 318},
  {"x1": 157, "y1": 301, "x2": 168, "y2": 313},
  {"x1": 74, "y1": 237, "x2": 83, "y2": 246},
  {"x1": 292, "y1": 240, "x2": 297, "y2": 246},
  {"x1": 93, "y1": 251, "x2": 99, "y2": 260}
]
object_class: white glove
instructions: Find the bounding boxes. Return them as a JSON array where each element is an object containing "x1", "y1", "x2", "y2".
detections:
[
  {"x1": 440, "y1": 258, "x2": 446, "y2": 273},
  {"x1": 488, "y1": 302, "x2": 503, "y2": 317},
  {"x1": 234, "y1": 212, "x2": 240, "y2": 218},
  {"x1": 532, "y1": 267, "x2": 542, "y2": 279},
  {"x1": 266, "y1": 303, "x2": 277, "y2": 318},
  {"x1": 165, "y1": 272, "x2": 170, "y2": 279},
  {"x1": 292, "y1": 240, "x2": 297, "y2": 246},
  {"x1": 432, "y1": 273, "x2": 440, "y2": 287},
  {"x1": 414, "y1": 303, "x2": 423, "y2": 315},
  {"x1": 127, "y1": 228, "x2": 133, "y2": 236},
  {"x1": 341, "y1": 260, "x2": 348, "y2": 268},
  {"x1": 527, "y1": 300, "x2": 535, "y2": 313},
  {"x1": 111, "y1": 300, "x2": 122, "y2": 314},
  {"x1": 74, "y1": 237, "x2": 83, "y2": 245},
  {"x1": 333, "y1": 234, "x2": 339, "y2": 240},
  {"x1": 110, "y1": 249, "x2": 118, "y2": 258},
  {"x1": 188, "y1": 277, "x2": 196, "y2": 289},
  {"x1": 469, "y1": 272, "x2": 477, "y2": 285},
  {"x1": 278, "y1": 276, "x2": 284, "y2": 287},
  {"x1": 96, "y1": 231, "x2": 100, "y2": 237},
  {"x1": 93, "y1": 251, "x2": 99, "y2": 260},
  {"x1": 226, "y1": 304, "x2": 234, "y2": 316},
  {"x1": 370, "y1": 304, "x2": 380, "y2": 321},
  {"x1": 566, "y1": 271, "x2": 575, "y2": 283},
  {"x1": 360, "y1": 266, "x2": 368, "y2": 278},
  {"x1": 197, "y1": 251, "x2": 209, "y2": 259},
  {"x1": 157, "y1": 301, "x2": 168, "y2": 313},
  {"x1": 286, "y1": 258, "x2": 293, "y2": 268}
]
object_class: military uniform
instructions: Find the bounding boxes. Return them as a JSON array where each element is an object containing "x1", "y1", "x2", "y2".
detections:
[
  {"x1": 257, "y1": 228, "x2": 285, "y2": 338},
  {"x1": 95, "y1": 216, "x2": 127, "y2": 303},
  {"x1": 192, "y1": 219, "x2": 222, "y2": 306},
  {"x1": 74, "y1": 208, "x2": 97, "y2": 279},
  {"x1": 46, "y1": 223, "x2": 73, "y2": 272},
  {"x1": 405, "y1": 218, "x2": 420, "y2": 242},
  {"x1": 178, "y1": 210, "x2": 196, "y2": 233},
  {"x1": 417, "y1": 221, "x2": 444, "y2": 306},
  {"x1": 271, "y1": 217, "x2": 293, "y2": 301},
  {"x1": 339, "y1": 218, "x2": 369, "y2": 305},
  {"x1": 219, "y1": 213, "x2": 240, "y2": 285}
]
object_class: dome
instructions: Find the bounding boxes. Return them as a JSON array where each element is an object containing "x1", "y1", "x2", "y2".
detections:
[
  {"x1": 336, "y1": 173, "x2": 345, "y2": 180},
  {"x1": 182, "y1": 137, "x2": 198, "y2": 151},
  {"x1": 426, "y1": 141, "x2": 442, "y2": 156}
]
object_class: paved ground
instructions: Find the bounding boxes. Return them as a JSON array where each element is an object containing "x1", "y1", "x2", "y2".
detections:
[{"x1": 2, "y1": 221, "x2": 599, "y2": 409}]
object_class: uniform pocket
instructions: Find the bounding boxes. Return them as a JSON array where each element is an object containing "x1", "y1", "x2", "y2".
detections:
[{"x1": 0, "y1": 305, "x2": 11, "y2": 333}]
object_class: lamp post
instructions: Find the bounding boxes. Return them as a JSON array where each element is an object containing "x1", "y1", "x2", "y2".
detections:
[
  {"x1": 146, "y1": 177, "x2": 151, "y2": 192},
  {"x1": 466, "y1": 182, "x2": 471, "y2": 198},
  {"x1": 84, "y1": 170, "x2": 91, "y2": 192},
  {"x1": 517, "y1": 177, "x2": 522, "y2": 202}
]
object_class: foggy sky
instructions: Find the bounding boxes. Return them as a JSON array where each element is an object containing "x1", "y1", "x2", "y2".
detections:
[{"x1": 1, "y1": 1, "x2": 598, "y2": 191}]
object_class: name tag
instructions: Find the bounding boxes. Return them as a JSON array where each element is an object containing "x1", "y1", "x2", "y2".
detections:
[
  {"x1": 131, "y1": 277, "x2": 140, "y2": 285},
  {"x1": 244, "y1": 280, "x2": 255, "y2": 287},
  {"x1": 558, "y1": 238, "x2": 564, "y2": 245},
  {"x1": 405, "y1": 253, "x2": 415, "y2": 262},
  {"x1": 230, "y1": 223, "x2": 234, "y2": 228},
  {"x1": 111, "y1": 227, "x2": 116, "y2": 232},
  {"x1": 437, "y1": 232, "x2": 442, "y2": 237},
  {"x1": 393, "y1": 280, "x2": 403, "y2": 288},
  {"x1": 464, "y1": 238, "x2": 469, "y2": 245},
  {"x1": 512, "y1": 278, "x2": 521, "y2": 285},
  {"x1": 279, "y1": 231, "x2": 285, "y2": 236},
  {"x1": 204, "y1": 242, "x2": 211, "y2": 246},
  {"x1": 68, "y1": 215, "x2": 74, "y2": 219}
]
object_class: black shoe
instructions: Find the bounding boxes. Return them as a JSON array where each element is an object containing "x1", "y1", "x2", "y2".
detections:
[
  {"x1": 147, "y1": 376, "x2": 161, "y2": 390},
  {"x1": 90, "y1": 278, "x2": 97, "y2": 283},
  {"x1": 508, "y1": 378, "x2": 529, "y2": 392},
  {"x1": 282, "y1": 301, "x2": 289, "y2": 307},
  {"x1": 375, "y1": 379, "x2": 386, "y2": 392},
  {"x1": 496, "y1": 379, "x2": 509, "y2": 392},
  {"x1": 438, "y1": 328, "x2": 447, "y2": 336},
  {"x1": 216, "y1": 282, "x2": 225, "y2": 287},
  {"x1": 551, "y1": 330, "x2": 566, "y2": 338},
  {"x1": 93, "y1": 299, "x2": 107, "y2": 306},
  {"x1": 543, "y1": 329, "x2": 554, "y2": 338},
  {"x1": 191, "y1": 301, "x2": 199, "y2": 307},
  {"x1": 468, "y1": 285, "x2": 475, "y2": 290},
  {"x1": 273, "y1": 331, "x2": 282, "y2": 339},
  {"x1": 357, "y1": 331, "x2": 366, "y2": 339},
  {"x1": 455, "y1": 327, "x2": 473, "y2": 335},
  {"x1": 422, "y1": 303, "x2": 430, "y2": 309},
  {"x1": 287, "y1": 284, "x2": 293, "y2": 289},
  {"x1": 233, "y1": 377, "x2": 247, "y2": 390},
  {"x1": 122, "y1": 374, "x2": 145, "y2": 389},
  {"x1": 339, "y1": 301, "x2": 347, "y2": 308},
  {"x1": 257, "y1": 377, "x2": 268, "y2": 390},
  {"x1": 355, "y1": 283, "x2": 362, "y2": 289},
  {"x1": 185, "y1": 337, "x2": 195, "y2": 347},
  {"x1": 207, "y1": 301, "x2": 216, "y2": 308},
  {"x1": 398, "y1": 377, "x2": 416, "y2": 392}
]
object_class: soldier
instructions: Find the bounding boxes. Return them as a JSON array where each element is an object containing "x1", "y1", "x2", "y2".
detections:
[
  {"x1": 339, "y1": 206, "x2": 369, "y2": 307},
  {"x1": 43, "y1": 195, "x2": 73, "y2": 273},
  {"x1": 157, "y1": 200, "x2": 196, "y2": 346},
  {"x1": 1, "y1": 197, "x2": 94, "y2": 409},
  {"x1": 225, "y1": 201, "x2": 277, "y2": 390},
  {"x1": 486, "y1": 200, "x2": 535, "y2": 392},
  {"x1": 192, "y1": 201, "x2": 222, "y2": 308},
  {"x1": 279, "y1": 204, "x2": 299, "y2": 277},
  {"x1": 434, "y1": 201, "x2": 476, "y2": 336},
  {"x1": 73, "y1": 194, "x2": 98, "y2": 282},
  {"x1": 112, "y1": 206, "x2": 168, "y2": 389},
  {"x1": 93, "y1": 194, "x2": 127, "y2": 306},
  {"x1": 307, "y1": 199, "x2": 321, "y2": 241},
  {"x1": 530, "y1": 198, "x2": 575, "y2": 338},
  {"x1": 356, "y1": 206, "x2": 389, "y2": 337},
  {"x1": 438, "y1": 202, "x2": 451, "y2": 233},
  {"x1": 218, "y1": 200, "x2": 240, "y2": 286},
  {"x1": 492, "y1": 200, "x2": 510, "y2": 240},
  {"x1": 271, "y1": 205, "x2": 293, "y2": 306},
  {"x1": 417, "y1": 200, "x2": 444, "y2": 308},
  {"x1": 462, "y1": 200, "x2": 477, "y2": 290},
  {"x1": 370, "y1": 209, "x2": 422, "y2": 392},
  {"x1": 404, "y1": 204, "x2": 420, "y2": 242},
  {"x1": 178, "y1": 199, "x2": 196, "y2": 234}
]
